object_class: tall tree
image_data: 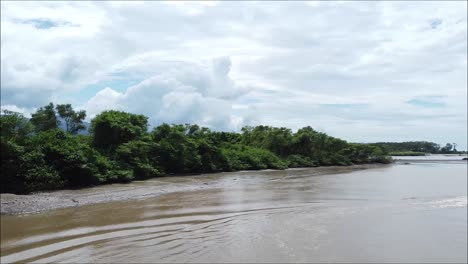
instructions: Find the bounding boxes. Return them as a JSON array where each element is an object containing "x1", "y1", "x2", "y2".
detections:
[
  {"x1": 56, "y1": 104, "x2": 87, "y2": 134},
  {"x1": 90, "y1": 110, "x2": 148, "y2": 150},
  {"x1": 30, "y1": 102, "x2": 59, "y2": 133}
]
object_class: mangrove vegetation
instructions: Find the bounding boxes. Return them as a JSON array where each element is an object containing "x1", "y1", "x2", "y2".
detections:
[
  {"x1": 371, "y1": 141, "x2": 466, "y2": 156},
  {"x1": 2, "y1": 102, "x2": 395, "y2": 194}
]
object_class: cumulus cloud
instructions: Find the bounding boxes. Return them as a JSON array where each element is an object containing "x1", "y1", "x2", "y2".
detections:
[
  {"x1": 84, "y1": 87, "x2": 124, "y2": 118},
  {"x1": 1, "y1": 1, "x2": 467, "y2": 148},
  {"x1": 83, "y1": 57, "x2": 246, "y2": 130},
  {"x1": 0, "y1": 104, "x2": 34, "y2": 117}
]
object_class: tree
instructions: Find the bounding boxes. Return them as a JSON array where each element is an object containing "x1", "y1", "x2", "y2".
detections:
[
  {"x1": 372, "y1": 141, "x2": 441, "y2": 153},
  {"x1": 2, "y1": 102, "x2": 398, "y2": 194},
  {"x1": 440, "y1": 143, "x2": 453, "y2": 153},
  {"x1": 151, "y1": 124, "x2": 201, "y2": 173},
  {"x1": 56, "y1": 104, "x2": 87, "y2": 134},
  {"x1": 240, "y1": 126, "x2": 293, "y2": 156},
  {"x1": 115, "y1": 140, "x2": 160, "y2": 179},
  {"x1": 29, "y1": 129, "x2": 110, "y2": 188},
  {"x1": 90, "y1": 110, "x2": 148, "y2": 150},
  {"x1": 30, "y1": 102, "x2": 59, "y2": 132},
  {"x1": 0, "y1": 110, "x2": 33, "y2": 142},
  {"x1": 1, "y1": 139, "x2": 26, "y2": 193}
]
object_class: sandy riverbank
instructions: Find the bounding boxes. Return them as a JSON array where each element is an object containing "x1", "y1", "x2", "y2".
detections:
[{"x1": 1, "y1": 164, "x2": 387, "y2": 215}]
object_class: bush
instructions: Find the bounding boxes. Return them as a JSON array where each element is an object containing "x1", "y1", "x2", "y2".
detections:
[
  {"x1": 221, "y1": 144, "x2": 287, "y2": 171},
  {"x1": 115, "y1": 140, "x2": 161, "y2": 179},
  {"x1": 106, "y1": 168, "x2": 135, "y2": 183},
  {"x1": 29, "y1": 129, "x2": 110, "y2": 188},
  {"x1": 286, "y1": 155, "x2": 318, "y2": 168},
  {"x1": 370, "y1": 155, "x2": 393, "y2": 164},
  {"x1": 1, "y1": 139, "x2": 27, "y2": 193},
  {"x1": 91, "y1": 110, "x2": 148, "y2": 150}
]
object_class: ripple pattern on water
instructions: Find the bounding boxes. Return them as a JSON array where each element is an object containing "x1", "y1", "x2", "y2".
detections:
[{"x1": 1, "y1": 161, "x2": 467, "y2": 263}]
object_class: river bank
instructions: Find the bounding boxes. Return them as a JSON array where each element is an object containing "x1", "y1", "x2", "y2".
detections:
[{"x1": 0, "y1": 164, "x2": 386, "y2": 215}]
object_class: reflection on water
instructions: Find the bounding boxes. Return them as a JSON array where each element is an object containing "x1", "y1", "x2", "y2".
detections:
[{"x1": 1, "y1": 160, "x2": 467, "y2": 263}]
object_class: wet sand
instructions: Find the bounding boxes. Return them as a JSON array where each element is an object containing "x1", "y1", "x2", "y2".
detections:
[{"x1": 0, "y1": 164, "x2": 383, "y2": 215}]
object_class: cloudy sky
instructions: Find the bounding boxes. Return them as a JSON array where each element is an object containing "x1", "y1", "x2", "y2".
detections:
[{"x1": 1, "y1": 1, "x2": 467, "y2": 149}]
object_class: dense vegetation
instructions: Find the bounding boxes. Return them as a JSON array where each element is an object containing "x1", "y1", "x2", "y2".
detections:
[
  {"x1": 0, "y1": 103, "x2": 394, "y2": 194},
  {"x1": 371, "y1": 141, "x2": 466, "y2": 155}
]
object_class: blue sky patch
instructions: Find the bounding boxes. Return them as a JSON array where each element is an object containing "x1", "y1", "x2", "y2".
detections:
[
  {"x1": 430, "y1": 18, "x2": 443, "y2": 29},
  {"x1": 15, "y1": 18, "x2": 72, "y2": 29},
  {"x1": 72, "y1": 73, "x2": 145, "y2": 103},
  {"x1": 406, "y1": 96, "x2": 447, "y2": 107}
]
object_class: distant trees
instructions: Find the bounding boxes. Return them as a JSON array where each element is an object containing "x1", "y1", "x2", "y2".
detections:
[
  {"x1": 56, "y1": 104, "x2": 86, "y2": 134},
  {"x1": 28, "y1": 102, "x2": 87, "y2": 134},
  {"x1": 372, "y1": 141, "x2": 462, "y2": 155},
  {"x1": 440, "y1": 143, "x2": 453, "y2": 153}
]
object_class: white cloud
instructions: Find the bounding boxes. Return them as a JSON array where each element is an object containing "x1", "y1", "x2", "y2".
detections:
[
  {"x1": 83, "y1": 87, "x2": 124, "y2": 119},
  {"x1": 0, "y1": 104, "x2": 34, "y2": 117},
  {"x1": 1, "y1": 1, "x2": 467, "y2": 148},
  {"x1": 83, "y1": 57, "x2": 245, "y2": 131}
]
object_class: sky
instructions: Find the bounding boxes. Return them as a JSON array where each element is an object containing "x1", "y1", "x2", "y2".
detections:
[{"x1": 1, "y1": 1, "x2": 467, "y2": 150}]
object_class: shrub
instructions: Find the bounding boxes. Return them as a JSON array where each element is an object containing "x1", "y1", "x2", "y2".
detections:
[{"x1": 286, "y1": 155, "x2": 318, "y2": 168}]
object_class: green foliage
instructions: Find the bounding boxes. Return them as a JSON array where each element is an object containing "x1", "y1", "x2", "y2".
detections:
[
  {"x1": 319, "y1": 153, "x2": 351, "y2": 166},
  {"x1": 56, "y1": 104, "x2": 87, "y2": 134},
  {"x1": 440, "y1": 143, "x2": 454, "y2": 153},
  {"x1": 115, "y1": 140, "x2": 161, "y2": 179},
  {"x1": 20, "y1": 149, "x2": 64, "y2": 193},
  {"x1": 1, "y1": 139, "x2": 27, "y2": 193},
  {"x1": 106, "y1": 168, "x2": 134, "y2": 183},
  {"x1": 151, "y1": 124, "x2": 202, "y2": 173},
  {"x1": 30, "y1": 102, "x2": 60, "y2": 133},
  {"x1": 337, "y1": 144, "x2": 383, "y2": 164},
  {"x1": 221, "y1": 144, "x2": 288, "y2": 171},
  {"x1": 91, "y1": 110, "x2": 148, "y2": 150},
  {"x1": 29, "y1": 129, "x2": 108, "y2": 188},
  {"x1": 1, "y1": 103, "x2": 398, "y2": 194},
  {"x1": 371, "y1": 141, "x2": 464, "y2": 155},
  {"x1": 286, "y1": 155, "x2": 317, "y2": 168},
  {"x1": 207, "y1": 131, "x2": 242, "y2": 145},
  {"x1": 241, "y1": 126, "x2": 293, "y2": 156},
  {"x1": 0, "y1": 110, "x2": 33, "y2": 142},
  {"x1": 0, "y1": 137, "x2": 63, "y2": 193},
  {"x1": 196, "y1": 139, "x2": 228, "y2": 172}
]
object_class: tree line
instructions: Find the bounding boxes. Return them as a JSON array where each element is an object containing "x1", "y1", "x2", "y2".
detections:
[
  {"x1": 1, "y1": 102, "x2": 392, "y2": 194},
  {"x1": 371, "y1": 141, "x2": 465, "y2": 155}
]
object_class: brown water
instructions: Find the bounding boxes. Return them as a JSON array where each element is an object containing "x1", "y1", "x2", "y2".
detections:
[{"x1": 1, "y1": 161, "x2": 467, "y2": 263}]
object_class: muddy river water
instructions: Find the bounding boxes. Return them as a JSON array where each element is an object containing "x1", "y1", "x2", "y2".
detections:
[{"x1": 1, "y1": 158, "x2": 467, "y2": 263}]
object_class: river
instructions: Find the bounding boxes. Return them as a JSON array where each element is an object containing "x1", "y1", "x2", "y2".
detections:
[{"x1": 1, "y1": 157, "x2": 467, "y2": 263}]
